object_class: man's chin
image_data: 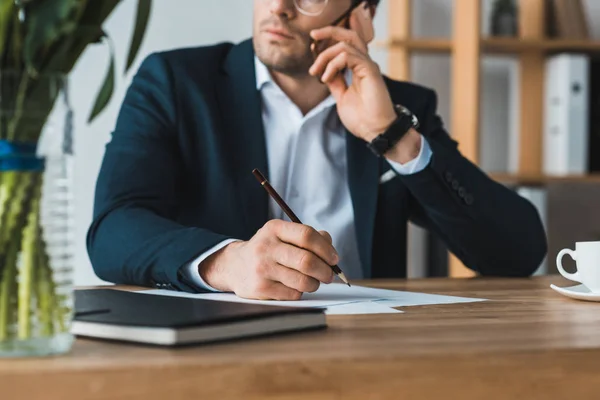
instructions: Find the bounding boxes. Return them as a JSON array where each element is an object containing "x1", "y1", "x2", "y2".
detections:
[{"x1": 256, "y1": 46, "x2": 312, "y2": 76}]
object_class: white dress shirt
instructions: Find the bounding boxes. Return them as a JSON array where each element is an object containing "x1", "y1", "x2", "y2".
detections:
[{"x1": 182, "y1": 57, "x2": 432, "y2": 291}]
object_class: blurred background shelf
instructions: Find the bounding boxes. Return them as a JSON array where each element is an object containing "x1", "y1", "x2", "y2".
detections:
[
  {"x1": 387, "y1": 0, "x2": 600, "y2": 278},
  {"x1": 377, "y1": 38, "x2": 600, "y2": 55},
  {"x1": 490, "y1": 173, "x2": 600, "y2": 186},
  {"x1": 376, "y1": 39, "x2": 453, "y2": 53},
  {"x1": 482, "y1": 38, "x2": 600, "y2": 54}
]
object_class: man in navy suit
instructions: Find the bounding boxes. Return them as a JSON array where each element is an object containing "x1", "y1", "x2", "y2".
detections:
[{"x1": 87, "y1": 0, "x2": 547, "y2": 299}]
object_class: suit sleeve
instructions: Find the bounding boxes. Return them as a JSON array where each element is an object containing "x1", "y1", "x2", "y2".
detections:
[
  {"x1": 86, "y1": 53, "x2": 231, "y2": 292},
  {"x1": 399, "y1": 90, "x2": 548, "y2": 277}
]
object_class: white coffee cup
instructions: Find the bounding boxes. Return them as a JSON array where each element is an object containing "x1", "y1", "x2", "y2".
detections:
[{"x1": 556, "y1": 241, "x2": 600, "y2": 292}]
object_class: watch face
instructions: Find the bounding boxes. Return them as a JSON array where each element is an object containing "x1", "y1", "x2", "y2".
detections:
[
  {"x1": 411, "y1": 114, "x2": 419, "y2": 129},
  {"x1": 395, "y1": 105, "x2": 419, "y2": 129}
]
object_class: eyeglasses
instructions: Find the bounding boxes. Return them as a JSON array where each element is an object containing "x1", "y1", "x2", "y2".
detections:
[
  {"x1": 293, "y1": 0, "x2": 330, "y2": 17},
  {"x1": 294, "y1": 0, "x2": 363, "y2": 22}
]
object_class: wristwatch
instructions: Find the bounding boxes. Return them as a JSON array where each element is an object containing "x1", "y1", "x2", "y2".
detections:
[{"x1": 367, "y1": 104, "x2": 419, "y2": 157}]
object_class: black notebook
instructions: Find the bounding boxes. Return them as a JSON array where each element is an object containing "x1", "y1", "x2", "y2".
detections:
[{"x1": 72, "y1": 289, "x2": 326, "y2": 346}]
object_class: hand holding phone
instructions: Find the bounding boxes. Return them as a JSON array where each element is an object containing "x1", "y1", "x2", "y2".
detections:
[{"x1": 308, "y1": 2, "x2": 397, "y2": 144}]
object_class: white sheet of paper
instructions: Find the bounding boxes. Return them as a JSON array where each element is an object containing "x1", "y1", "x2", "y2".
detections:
[
  {"x1": 324, "y1": 302, "x2": 403, "y2": 315},
  {"x1": 141, "y1": 283, "x2": 485, "y2": 315},
  {"x1": 374, "y1": 292, "x2": 486, "y2": 308}
]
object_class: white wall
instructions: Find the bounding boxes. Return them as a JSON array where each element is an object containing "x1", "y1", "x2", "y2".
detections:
[{"x1": 71, "y1": 0, "x2": 600, "y2": 285}]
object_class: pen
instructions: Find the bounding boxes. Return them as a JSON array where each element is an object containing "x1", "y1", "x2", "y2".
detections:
[{"x1": 252, "y1": 168, "x2": 351, "y2": 287}]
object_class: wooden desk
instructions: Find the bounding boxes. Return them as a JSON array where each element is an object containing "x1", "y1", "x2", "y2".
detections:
[{"x1": 3, "y1": 276, "x2": 600, "y2": 400}]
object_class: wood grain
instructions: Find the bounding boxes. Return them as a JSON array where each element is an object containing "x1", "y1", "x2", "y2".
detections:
[
  {"x1": 5, "y1": 276, "x2": 600, "y2": 400},
  {"x1": 377, "y1": 38, "x2": 453, "y2": 53},
  {"x1": 378, "y1": 38, "x2": 600, "y2": 55},
  {"x1": 517, "y1": 0, "x2": 546, "y2": 175},
  {"x1": 490, "y1": 172, "x2": 600, "y2": 186},
  {"x1": 482, "y1": 38, "x2": 600, "y2": 54},
  {"x1": 518, "y1": 52, "x2": 545, "y2": 175},
  {"x1": 449, "y1": 0, "x2": 480, "y2": 278},
  {"x1": 387, "y1": 0, "x2": 412, "y2": 81},
  {"x1": 519, "y1": 0, "x2": 546, "y2": 39}
]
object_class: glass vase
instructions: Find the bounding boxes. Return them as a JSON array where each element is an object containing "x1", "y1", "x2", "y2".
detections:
[{"x1": 0, "y1": 71, "x2": 75, "y2": 357}]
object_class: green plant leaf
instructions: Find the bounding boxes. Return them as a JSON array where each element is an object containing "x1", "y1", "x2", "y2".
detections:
[
  {"x1": 125, "y1": 0, "x2": 152, "y2": 73},
  {"x1": 78, "y1": 0, "x2": 120, "y2": 27},
  {"x1": 0, "y1": 0, "x2": 15, "y2": 66},
  {"x1": 47, "y1": 0, "x2": 120, "y2": 74},
  {"x1": 22, "y1": 0, "x2": 84, "y2": 74},
  {"x1": 87, "y1": 35, "x2": 115, "y2": 123}
]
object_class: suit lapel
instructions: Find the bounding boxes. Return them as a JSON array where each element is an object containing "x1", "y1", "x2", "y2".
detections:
[
  {"x1": 219, "y1": 39, "x2": 269, "y2": 238},
  {"x1": 346, "y1": 131, "x2": 380, "y2": 278}
]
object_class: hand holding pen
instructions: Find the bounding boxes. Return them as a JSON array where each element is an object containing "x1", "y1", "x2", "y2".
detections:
[
  {"x1": 253, "y1": 169, "x2": 350, "y2": 286},
  {"x1": 197, "y1": 172, "x2": 347, "y2": 301}
]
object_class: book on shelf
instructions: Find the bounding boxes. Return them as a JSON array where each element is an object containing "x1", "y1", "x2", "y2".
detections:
[
  {"x1": 572, "y1": 0, "x2": 591, "y2": 39},
  {"x1": 551, "y1": 0, "x2": 590, "y2": 39},
  {"x1": 588, "y1": 57, "x2": 600, "y2": 173},
  {"x1": 543, "y1": 54, "x2": 589, "y2": 176},
  {"x1": 545, "y1": 0, "x2": 558, "y2": 38}
]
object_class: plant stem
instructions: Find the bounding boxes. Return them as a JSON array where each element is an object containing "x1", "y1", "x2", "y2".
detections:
[
  {"x1": 0, "y1": 172, "x2": 29, "y2": 257},
  {"x1": 0, "y1": 246, "x2": 17, "y2": 341},
  {"x1": 0, "y1": 171, "x2": 36, "y2": 341},
  {"x1": 0, "y1": 171, "x2": 18, "y2": 255},
  {"x1": 17, "y1": 173, "x2": 41, "y2": 340},
  {"x1": 37, "y1": 248, "x2": 53, "y2": 337}
]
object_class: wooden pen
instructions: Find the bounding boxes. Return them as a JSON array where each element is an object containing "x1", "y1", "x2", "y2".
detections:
[{"x1": 252, "y1": 168, "x2": 351, "y2": 287}]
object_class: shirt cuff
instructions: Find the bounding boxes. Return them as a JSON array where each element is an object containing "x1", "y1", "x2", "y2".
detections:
[
  {"x1": 180, "y1": 238, "x2": 241, "y2": 292},
  {"x1": 387, "y1": 135, "x2": 432, "y2": 175}
]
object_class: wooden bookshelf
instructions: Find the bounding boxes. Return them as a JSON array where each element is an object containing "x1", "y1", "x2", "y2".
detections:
[
  {"x1": 386, "y1": 0, "x2": 600, "y2": 278},
  {"x1": 490, "y1": 173, "x2": 600, "y2": 186},
  {"x1": 377, "y1": 39, "x2": 453, "y2": 53},
  {"x1": 378, "y1": 38, "x2": 600, "y2": 55},
  {"x1": 482, "y1": 38, "x2": 600, "y2": 54}
]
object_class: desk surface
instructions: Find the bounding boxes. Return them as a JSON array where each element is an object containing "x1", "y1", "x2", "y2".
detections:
[{"x1": 4, "y1": 276, "x2": 600, "y2": 400}]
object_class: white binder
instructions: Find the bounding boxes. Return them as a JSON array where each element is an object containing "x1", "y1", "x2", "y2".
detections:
[{"x1": 543, "y1": 54, "x2": 590, "y2": 175}]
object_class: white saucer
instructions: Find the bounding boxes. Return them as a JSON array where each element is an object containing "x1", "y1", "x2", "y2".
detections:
[{"x1": 550, "y1": 284, "x2": 600, "y2": 302}]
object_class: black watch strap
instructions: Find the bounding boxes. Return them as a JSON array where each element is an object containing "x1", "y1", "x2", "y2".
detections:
[{"x1": 367, "y1": 105, "x2": 418, "y2": 157}]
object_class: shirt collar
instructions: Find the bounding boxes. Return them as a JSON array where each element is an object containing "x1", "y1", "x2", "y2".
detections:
[{"x1": 255, "y1": 56, "x2": 272, "y2": 91}]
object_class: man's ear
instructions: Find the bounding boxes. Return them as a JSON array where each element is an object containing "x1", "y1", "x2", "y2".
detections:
[{"x1": 361, "y1": 2, "x2": 376, "y2": 44}]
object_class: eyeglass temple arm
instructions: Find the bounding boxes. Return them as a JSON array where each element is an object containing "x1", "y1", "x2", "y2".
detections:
[{"x1": 328, "y1": 0, "x2": 365, "y2": 27}]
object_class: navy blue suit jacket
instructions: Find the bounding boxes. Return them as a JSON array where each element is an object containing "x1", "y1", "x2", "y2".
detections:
[{"x1": 87, "y1": 39, "x2": 547, "y2": 292}]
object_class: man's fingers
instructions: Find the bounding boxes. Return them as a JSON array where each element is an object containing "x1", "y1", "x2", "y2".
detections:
[
  {"x1": 270, "y1": 263, "x2": 321, "y2": 293},
  {"x1": 321, "y1": 50, "x2": 367, "y2": 83},
  {"x1": 309, "y1": 41, "x2": 363, "y2": 79},
  {"x1": 327, "y1": 74, "x2": 348, "y2": 103},
  {"x1": 267, "y1": 220, "x2": 339, "y2": 266},
  {"x1": 319, "y1": 230, "x2": 333, "y2": 244},
  {"x1": 310, "y1": 26, "x2": 368, "y2": 54},
  {"x1": 272, "y1": 242, "x2": 335, "y2": 284},
  {"x1": 259, "y1": 282, "x2": 303, "y2": 301}
]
